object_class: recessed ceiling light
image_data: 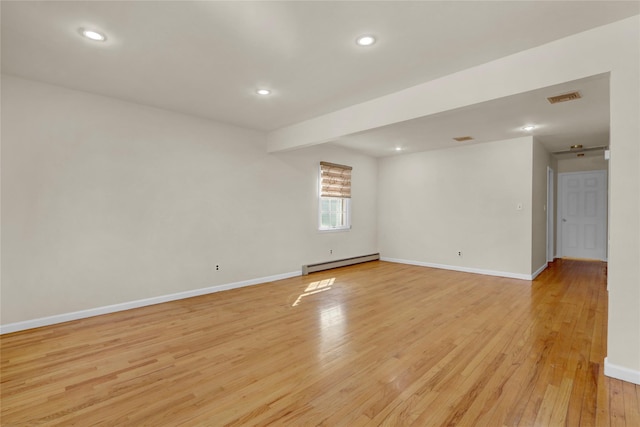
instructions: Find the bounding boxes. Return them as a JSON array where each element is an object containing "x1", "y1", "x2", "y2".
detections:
[
  {"x1": 522, "y1": 125, "x2": 536, "y2": 131},
  {"x1": 356, "y1": 35, "x2": 376, "y2": 46},
  {"x1": 80, "y1": 28, "x2": 106, "y2": 41},
  {"x1": 256, "y1": 89, "x2": 271, "y2": 96},
  {"x1": 395, "y1": 147, "x2": 402, "y2": 151}
]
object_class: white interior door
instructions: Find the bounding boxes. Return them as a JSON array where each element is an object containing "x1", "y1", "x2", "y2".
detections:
[{"x1": 558, "y1": 171, "x2": 607, "y2": 260}]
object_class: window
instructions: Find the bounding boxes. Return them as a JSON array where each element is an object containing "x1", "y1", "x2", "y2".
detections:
[
  {"x1": 319, "y1": 162, "x2": 352, "y2": 231},
  {"x1": 320, "y1": 197, "x2": 350, "y2": 230}
]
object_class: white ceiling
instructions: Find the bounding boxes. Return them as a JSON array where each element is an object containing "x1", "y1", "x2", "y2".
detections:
[
  {"x1": 333, "y1": 74, "x2": 610, "y2": 157},
  {"x1": 2, "y1": 1, "x2": 638, "y2": 156}
]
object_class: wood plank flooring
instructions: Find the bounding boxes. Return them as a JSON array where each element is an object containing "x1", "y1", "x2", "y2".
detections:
[{"x1": 1, "y1": 259, "x2": 639, "y2": 426}]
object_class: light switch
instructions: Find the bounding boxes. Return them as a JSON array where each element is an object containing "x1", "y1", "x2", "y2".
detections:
[{"x1": 516, "y1": 203, "x2": 523, "y2": 211}]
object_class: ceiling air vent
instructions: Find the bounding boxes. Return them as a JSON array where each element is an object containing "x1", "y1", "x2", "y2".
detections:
[
  {"x1": 547, "y1": 91, "x2": 581, "y2": 104},
  {"x1": 453, "y1": 136, "x2": 473, "y2": 142}
]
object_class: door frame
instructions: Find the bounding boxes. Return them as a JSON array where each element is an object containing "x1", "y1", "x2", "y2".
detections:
[
  {"x1": 556, "y1": 170, "x2": 608, "y2": 260},
  {"x1": 547, "y1": 167, "x2": 555, "y2": 262}
]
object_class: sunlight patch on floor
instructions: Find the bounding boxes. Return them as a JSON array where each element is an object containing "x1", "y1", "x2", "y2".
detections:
[{"x1": 292, "y1": 278, "x2": 335, "y2": 306}]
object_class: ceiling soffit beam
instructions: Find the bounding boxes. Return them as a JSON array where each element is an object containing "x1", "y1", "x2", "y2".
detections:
[{"x1": 266, "y1": 16, "x2": 633, "y2": 153}]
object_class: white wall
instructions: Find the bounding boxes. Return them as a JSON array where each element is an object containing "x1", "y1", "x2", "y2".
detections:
[
  {"x1": 0, "y1": 75, "x2": 378, "y2": 325},
  {"x1": 378, "y1": 137, "x2": 533, "y2": 277},
  {"x1": 606, "y1": 18, "x2": 640, "y2": 381},
  {"x1": 531, "y1": 140, "x2": 551, "y2": 273},
  {"x1": 557, "y1": 155, "x2": 608, "y2": 173}
]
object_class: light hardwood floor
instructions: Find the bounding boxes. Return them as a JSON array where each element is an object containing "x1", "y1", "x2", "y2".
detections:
[{"x1": 1, "y1": 259, "x2": 639, "y2": 426}]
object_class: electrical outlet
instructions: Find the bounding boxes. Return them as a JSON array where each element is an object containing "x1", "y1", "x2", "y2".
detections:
[
  {"x1": 457, "y1": 251, "x2": 462, "y2": 257},
  {"x1": 329, "y1": 249, "x2": 333, "y2": 254},
  {"x1": 216, "y1": 265, "x2": 219, "y2": 271}
]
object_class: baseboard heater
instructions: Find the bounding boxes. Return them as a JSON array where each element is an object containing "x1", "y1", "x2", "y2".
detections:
[{"x1": 302, "y1": 253, "x2": 380, "y2": 275}]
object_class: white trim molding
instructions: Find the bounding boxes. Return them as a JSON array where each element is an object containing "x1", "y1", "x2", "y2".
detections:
[
  {"x1": 0, "y1": 271, "x2": 301, "y2": 335},
  {"x1": 604, "y1": 357, "x2": 640, "y2": 385},
  {"x1": 531, "y1": 263, "x2": 548, "y2": 280},
  {"x1": 381, "y1": 257, "x2": 543, "y2": 281}
]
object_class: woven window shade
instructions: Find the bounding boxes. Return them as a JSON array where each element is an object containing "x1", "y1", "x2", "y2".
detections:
[{"x1": 320, "y1": 161, "x2": 352, "y2": 198}]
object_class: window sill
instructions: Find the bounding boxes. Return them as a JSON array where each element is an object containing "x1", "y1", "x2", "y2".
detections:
[{"x1": 318, "y1": 227, "x2": 352, "y2": 233}]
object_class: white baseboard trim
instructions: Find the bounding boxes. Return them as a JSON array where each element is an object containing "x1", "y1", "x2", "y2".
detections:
[
  {"x1": 604, "y1": 357, "x2": 640, "y2": 385},
  {"x1": 531, "y1": 263, "x2": 548, "y2": 280},
  {"x1": 0, "y1": 270, "x2": 301, "y2": 335},
  {"x1": 380, "y1": 257, "x2": 535, "y2": 281}
]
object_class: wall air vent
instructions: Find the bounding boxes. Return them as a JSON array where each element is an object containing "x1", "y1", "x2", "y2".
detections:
[
  {"x1": 453, "y1": 136, "x2": 474, "y2": 142},
  {"x1": 547, "y1": 91, "x2": 581, "y2": 104}
]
